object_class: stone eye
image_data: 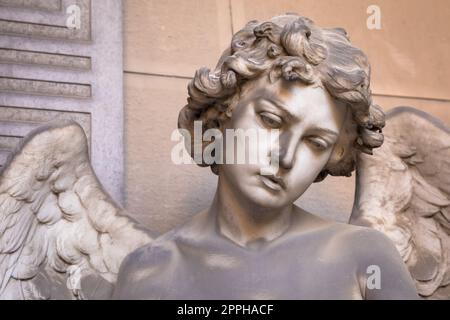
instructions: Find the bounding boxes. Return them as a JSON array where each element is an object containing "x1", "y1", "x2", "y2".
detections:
[
  {"x1": 307, "y1": 137, "x2": 328, "y2": 151},
  {"x1": 260, "y1": 112, "x2": 282, "y2": 128}
]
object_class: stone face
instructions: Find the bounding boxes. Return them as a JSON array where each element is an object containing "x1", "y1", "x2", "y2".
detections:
[
  {"x1": 124, "y1": 0, "x2": 450, "y2": 233},
  {"x1": 123, "y1": 0, "x2": 450, "y2": 236},
  {"x1": 124, "y1": 64, "x2": 356, "y2": 236},
  {"x1": 0, "y1": 0, "x2": 124, "y2": 205}
]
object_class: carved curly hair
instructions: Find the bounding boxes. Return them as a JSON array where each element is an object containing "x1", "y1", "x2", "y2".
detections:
[{"x1": 178, "y1": 14, "x2": 385, "y2": 182}]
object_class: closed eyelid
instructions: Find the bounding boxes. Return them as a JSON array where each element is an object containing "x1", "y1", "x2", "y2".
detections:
[
  {"x1": 305, "y1": 133, "x2": 337, "y2": 148},
  {"x1": 260, "y1": 112, "x2": 283, "y2": 128},
  {"x1": 308, "y1": 136, "x2": 329, "y2": 145}
]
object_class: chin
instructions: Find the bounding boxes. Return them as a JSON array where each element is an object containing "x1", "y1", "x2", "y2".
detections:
[{"x1": 240, "y1": 184, "x2": 292, "y2": 209}]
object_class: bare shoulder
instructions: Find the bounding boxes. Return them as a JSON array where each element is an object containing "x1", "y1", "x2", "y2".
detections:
[
  {"x1": 329, "y1": 222, "x2": 392, "y2": 246},
  {"x1": 113, "y1": 230, "x2": 179, "y2": 299},
  {"x1": 291, "y1": 207, "x2": 389, "y2": 248},
  {"x1": 123, "y1": 228, "x2": 180, "y2": 271},
  {"x1": 324, "y1": 222, "x2": 401, "y2": 263},
  {"x1": 326, "y1": 222, "x2": 419, "y2": 299},
  {"x1": 116, "y1": 209, "x2": 212, "y2": 281},
  {"x1": 292, "y1": 210, "x2": 408, "y2": 268}
]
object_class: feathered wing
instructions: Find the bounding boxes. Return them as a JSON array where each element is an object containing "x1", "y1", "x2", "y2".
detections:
[
  {"x1": 350, "y1": 106, "x2": 450, "y2": 299},
  {"x1": 0, "y1": 121, "x2": 152, "y2": 300}
]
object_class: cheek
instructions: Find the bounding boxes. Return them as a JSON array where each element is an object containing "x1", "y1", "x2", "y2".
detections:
[
  {"x1": 288, "y1": 145, "x2": 332, "y2": 188},
  {"x1": 227, "y1": 109, "x2": 274, "y2": 166}
]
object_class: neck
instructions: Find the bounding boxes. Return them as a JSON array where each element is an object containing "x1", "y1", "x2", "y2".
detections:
[{"x1": 209, "y1": 173, "x2": 294, "y2": 247}]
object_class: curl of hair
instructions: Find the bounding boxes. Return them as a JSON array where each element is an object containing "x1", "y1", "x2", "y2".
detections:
[{"x1": 178, "y1": 14, "x2": 385, "y2": 181}]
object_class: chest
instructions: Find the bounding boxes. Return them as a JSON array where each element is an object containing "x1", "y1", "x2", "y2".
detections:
[{"x1": 140, "y1": 243, "x2": 363, "y2": 299}]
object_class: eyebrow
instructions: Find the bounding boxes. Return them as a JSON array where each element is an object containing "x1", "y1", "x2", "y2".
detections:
[
  {"x1": 308, "y1": 127, "x2": 339, "y2": 138},
  {"x1": 258, "y1": 97, "x2": 296, "y2": 121}
]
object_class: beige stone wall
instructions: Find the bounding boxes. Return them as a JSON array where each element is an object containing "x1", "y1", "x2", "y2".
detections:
[{"x1": 123, "y1": 0, "x2": 450, "y2": 235}]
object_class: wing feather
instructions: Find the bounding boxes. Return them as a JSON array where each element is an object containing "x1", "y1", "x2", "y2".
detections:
[
  {"x1": 0, "y1": 121, "x2": 152, "y2": 300},
  {"x1": 351, "y1": 106, "x2": 450, "y2": 298}
]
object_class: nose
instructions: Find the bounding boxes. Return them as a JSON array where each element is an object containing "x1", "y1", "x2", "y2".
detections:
[{"x1": 277, "y1": 131, "x2": 299, "y2": 170}]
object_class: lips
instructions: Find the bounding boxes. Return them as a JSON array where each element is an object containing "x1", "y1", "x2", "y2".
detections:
[{"x1": 258, "y1": 173, "x2": 286, "y2": 191}]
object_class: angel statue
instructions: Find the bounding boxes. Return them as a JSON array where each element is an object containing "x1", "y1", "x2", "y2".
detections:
[{"x1": 0, "y1": 13, "x2": 449, "y2": 300}]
